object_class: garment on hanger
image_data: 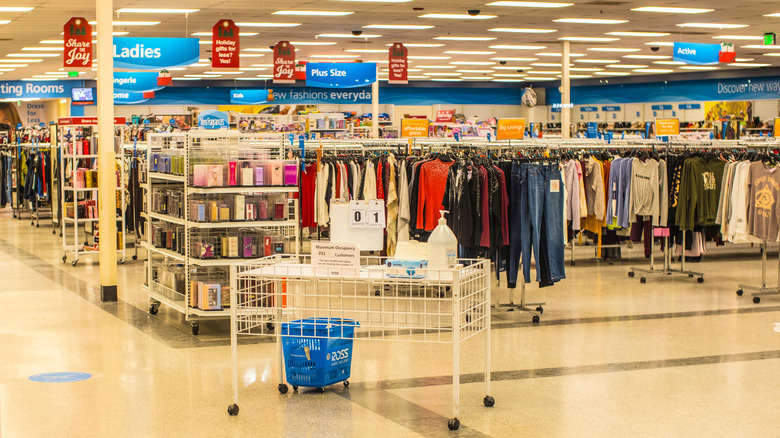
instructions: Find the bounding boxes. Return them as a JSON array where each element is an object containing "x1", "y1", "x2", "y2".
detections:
[
  {"x1": 746, "y1": 160, "x2": 780, "y2": 242},
  {"x1": 397, "y1": 161, "x2": 410, "y2": 242},
  {"x1": 386, "y1": 154, "x2": 399, "y2": 256},
  {"x1": 415, "y1": 158, "x2": 455, "y2": 232}
]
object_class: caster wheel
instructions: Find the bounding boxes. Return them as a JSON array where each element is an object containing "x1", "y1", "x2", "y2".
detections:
[
  {"x1": 227, "y1": 404, "x2": 239, "y2": 416},
  {"x1": 119, "y1": 259, "x2": 125, "y2": 265},
  {"x1": 318, "y1": 387, "x2": 325, "y2": 393},
  {"x1": 266, "y1": 322, "x2": 275, "y2": 331},
  {"x1": 278, "y1": 384, "x2": 289, "y2": 394},
  {"x1": 149, "y1": 304, "x2": 159, "y2": 315},
  {"x1": 532, "y1": 315, "x2": 540, "y2": 324},
  {"x1": 448, "y1": 418, "x2": 460, "y2": 431},
  {"x1": 736, "y1": 289, "x2": 744, "y2": 296},
  {"x1": 343, "y1": 380, "x2": 349, "y2": 388},
  {"x1": 483, "y1": 395, "x2": 495, "y2": 407},
  {"x1": 292, "y1": 386, "x2": 298, "y2": 392},
  {"x1": 688, "y1": 274, "x2": 694, "y2": 278},
  {"x1": 191, "y1": 324, "x2": 199, "y2": 335},
  {"x1": 52, "y1": 230, "x2": 55, "y2": 234},
  {"x1": 132, "y1": 255, "x2": 138, "y2": 261},
  {"x1": 62, "y1": 255, "x2": 67, "y2": 264},
  {"x1": 628, "y1": 271, "x2": 635, "y2": 278},
  {"x1": 697, "y1": 277, "x2": 704, "y2": 283},
  {"x1": 536, "y1": 306, "x2": 544, "y2": 314},
  {"x1": 753, "y1": 297, "x2": 761, "y2": 304},
  {"x1": 375, "y1": 290, "x2": 380, "y2": 297},
  {"x1": 35, "y1": 224, "x2": 39, "y2": 228},
  {"x1": 438, "y1": 291, "x2": 445, "y2": 298},
  {"x1": 570, "y1": 261, "x2": 576, "y2": 266},
  {"x1": 71, "y1": 260, "x2": 78, "y2": 267},
  {"x1": 640, "y1": 277, "x2": 646, "y2": 284}
]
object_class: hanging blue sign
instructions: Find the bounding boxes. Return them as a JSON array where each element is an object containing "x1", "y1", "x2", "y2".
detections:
[
  {"x1": 113, "y1": 92, "x2": 149, "y2": 104},
  {"x1": 602, "y1": 106, "x2": 621, "y2": 112},
  {"x1": 586, "y1": 122, "x2": 598, "y2": 138},
  {"x1": 673, "y1": 42, "x2": 720, "y2": 66},
  {"x1": 306, "y1": 63, "x2": 377, "y2": 89},
  {"x1": 551, "y1": 106, "x2": 562, "y2": 113},
  {"x1": 29, "y1": 372, "x2": 92, "y2": 383},
  {"x1": 113, "y1": 72, "x2": 163, "y2": 93},
  {"x1": 230, "y1": 89, "x2": 269, "y2": 105},
  {"x1": 198, "y1": 110, "x2": 229, "y2": 129},
  {"x1": 580, "y1": 106, "x2": 599, "y2": 112},
  {"x1": 678, "y1": 103, "x2": 701, "y2": 110},
  {"x1": 0, "y1": 81, "x2": 71, "y2": 99},
  {"x1": 113, "y1": 37, "x2": 200, "y2": 70},
  {"x1": 651, "y1": 104, "x2": 672, "y2": 110}
]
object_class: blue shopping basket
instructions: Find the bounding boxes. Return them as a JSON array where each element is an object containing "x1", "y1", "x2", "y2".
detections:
[{"x1": 281, "y1": 317, "x2": 360, "y2": 390}]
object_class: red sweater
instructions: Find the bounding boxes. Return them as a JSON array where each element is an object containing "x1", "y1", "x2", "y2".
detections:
[{"x1": 416, "y1": 159, "x2": 455, "y2": 231}]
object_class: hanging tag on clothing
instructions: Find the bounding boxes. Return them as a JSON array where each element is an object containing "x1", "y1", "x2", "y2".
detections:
[
  {"x1": 550, "y1": 179, "x2": 560, "y2": 193},
  {"x1": 349, "y1": 200, "x2": 368, "y2": 228},
  {"x1": 368, "y1": 200, "x2": 386, "y2": 229}
]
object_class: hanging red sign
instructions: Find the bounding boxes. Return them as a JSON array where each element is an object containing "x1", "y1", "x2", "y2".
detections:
[
  {"x1": 294, "y1": 61, "x2": 307, "y2": 80},
  {"x1": 389, "y1": 43, "x2": 408, "y2": 84},
  {"x1": 143, "y1": 91, "x2": 156, "y2": 99},
  {"x1": 273, "y1": 41, "x2": 296, "y2": 84},
  {"x1": 63, "y1": 17, "x2": 92, "y2": 69},
  {"x1": 212, "y1": 19, "x2": 240, "y2": 69}
]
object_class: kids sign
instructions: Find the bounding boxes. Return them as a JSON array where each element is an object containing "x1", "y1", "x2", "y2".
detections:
[
  {"x1": 273, "y1": 41, "x2": 296, "y2": 84},
  {"x1": 63, "y1": 17, "x2": 92, "y2": 68},
  {"x1": 212, "y1": 20, "x2": 239, "y2": 69},
  {"x1": 306, "y1": 63, "x2": 377, "y2": 89}
]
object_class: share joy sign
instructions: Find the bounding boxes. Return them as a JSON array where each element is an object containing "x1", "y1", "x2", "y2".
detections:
[
  {"x1": 63, "y1": 17, "x2": 92, "y2": 68},
  {"x1": 274, "y1": 41, "x2": 296, "y2": 84}
]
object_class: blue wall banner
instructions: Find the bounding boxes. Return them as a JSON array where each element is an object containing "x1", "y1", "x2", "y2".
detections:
[
  {"x1": 673, "y1": 42, "x2": 721, "y2": 65},
  {"x1": 602, "y1": 105, "x2": 621, "y2": 111},
  {"x1": 230, "y1": 89, "x2": 269, "y2": 104},
  {"x1": 29, "y1": 372, "x2": 92, "y2": 383},
  {"x1": 198, "y1": 110, "x2": 229, "y2": 129},
  {"x1": 113, "y1": 37, "x2": 200, "y2": 70},
  {"x1": 113, "y1": 92, "x2": 149, "y2": 104},
  {"x1": 113, "y1": 72, "x2": 163, "y2": 93},
  {"x1": 580, "y1": 106, "x2": 599, "y2": 112},
  {"x1": 0, "y1": 81, "x2": 72, "y2": 99},
  {"x1": 651, "y1": 104, "x2": 672, "y2": 110},
  {"x1": 305, "y1": 63, "x2": 377, "y2": 88},
  {"x1": 678, "y1": 103, "x2": 701, "y2": 110}
]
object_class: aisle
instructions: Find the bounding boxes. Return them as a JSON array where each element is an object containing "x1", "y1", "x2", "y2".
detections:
[{"x1": 0, "y1": 209, "x2": 779, "y2": 437}]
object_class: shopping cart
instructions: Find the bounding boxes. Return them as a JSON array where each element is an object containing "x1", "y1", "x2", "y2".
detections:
[{"x1": 281, "y1": 317, "x2": 360, "y2": 392}]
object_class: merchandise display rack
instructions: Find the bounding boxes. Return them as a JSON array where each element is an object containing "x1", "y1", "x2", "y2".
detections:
[
  {"x1": 228, "y1": 255, "x2": 493, "y2": 431},
  {"x1": 57, "y1": 118, "x2": 127, "y2": 266},
  {"x1": 737, "y1": 242, "x2": 780, "y2": 303},
  {"x1": 144, "y1": 130, "x2": 300, "y2": 335}
]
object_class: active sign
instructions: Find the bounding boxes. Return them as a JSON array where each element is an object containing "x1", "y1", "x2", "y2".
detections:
[
  {"x1": 113, "y1": 37, "x2": 200, "y2": 70},
  {"x1": 496, "y1": 118, "x2": 526, "y2": 140},
  {"x1": 306, "y1": 63, "x2": 377, "y2": 89}
]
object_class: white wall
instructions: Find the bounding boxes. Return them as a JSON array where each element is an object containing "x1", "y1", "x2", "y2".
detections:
[{"x1": 753, "y1": 99, "x2": 778, "y2": 123}]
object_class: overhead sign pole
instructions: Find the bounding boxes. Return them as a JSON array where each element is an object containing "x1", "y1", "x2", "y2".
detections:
[
  {"x1": 372, "y1": 64, "x2": 379, "y2": 138},
  {"x1": 561, "y1": 41, "x2": 571, "y2": 139},
  {"x1": 96, "y1": 0, "x2": 118, "y2": 301}
]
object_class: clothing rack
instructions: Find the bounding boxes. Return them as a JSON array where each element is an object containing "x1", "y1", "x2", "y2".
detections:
[{"x1": 736, "y1": 241, "x2": 780, "y2": 303}]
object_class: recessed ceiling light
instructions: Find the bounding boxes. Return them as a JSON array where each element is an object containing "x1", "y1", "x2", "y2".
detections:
[
  {"x1": 536, "y1": 52, "x2": 585, "y2": 57},
  {"x1": 235, "y1": 22, "x2": 302, "y2": 27},
  {"x1": 595, "y1": 71, "x2": 631, "y2": 76},
  {"x1": 677, "y1": 23, "x2": 748, "y2": 29},
  {"x1": 115, "y1": 8, "x2": 198, "y2": 13},
  {"x1": 273, "y1": 10, "x2": 353, "y2": 15},
  {"x1": 308, "y1": 54, "x2": 361, "y2": 58},
  {"x1": 574, "y1": 59, "x2": 618, "y2": 64},
  {"x1": 488, "y1": 28, "x2": 557, "y2": 33},
  {"x1": 88, "y1": 20, "x2": 160, "y2": 25},
  {"x1": 416, "y1": 65, "x2": 457, "y2": 69},
  {"x1": 492, "y1": 57, "x2": 537, "y2": 61},
  {"x1": 632, "y1": 68, "x2": 673, "y2": 73},
  {"x1": 559, "y1": 37, "x2": 620, "y2": 42},
  {"x1": 191, "y1": 32, "x2": 259, "y2": 36},
  {"x1": 554, "y1": 18, "x2": 627, "y2": 24},
  {"x1": 728, "y1": 63, "x2": 771, "y2": 67},
  {"x1": 408, "y1": 56, "x2": 451, "y2": 60},
  {"x1": 318, "y1": 33, "x2": 382, "y2": 38},
  {"x1": 365, "y1": 24, "x2": 434, "y2": 29},
  {"x1": 679, "y1": 66, "x2": 719, "y2": 70},
  {"x1": 631, "y1": 7, "x2": 712, "y2": 14},
  {"x1": 290, "y1": 41, "x2": 337, "y2": 46},
  {"x1": 713, "y1": 35, "x2": 762, "y2": 40},
  {"x1": 386, "y1": 43, "x2": 444, "y2": 47},
  {"x1": 445, "y1": 50, "x2": 496, "y2": 54},
  {"x1": 607, "y1": 64, "x2": 647, "y2": 68},
  {"x1": 624, "y1": 54, "x2": 671, "y2": 59},
  {"x1": 345, "y1": 49, "x2": 388, "y2": 53},
  {"x1": 486, "y1": 1, "x2": 572, "y2": 7},
  {"x1": 419, "y1": 13, "x2": 497, "y2": 19},
  {"x1": 451, "y1": 61, "x2": 494, "y2": 65},
  {"x1": 606, "y1": 31, "x2": 670, "y2": 37},
  {"x1": 570, "y1": 67, "x2": 603, "y2": 71},
  {"x1": 490, "y1": 45, "x2": 546, "y2": 50},
  {"x1": 644, "y1": 41, "x2": 675, "y2": 46},
  {"x1": 587, "y1": 48, "x2": 640, "y2": 52},
  {"x1": 434, "y1": 36, "x2": 496, "y2": 41}
]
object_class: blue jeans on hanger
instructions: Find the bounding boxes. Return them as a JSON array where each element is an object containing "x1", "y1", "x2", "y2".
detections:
[
  {"x1": 5, "y1": 155, "x2": 12, "y2": 204},
  {"x1": 542, "y1": 164, "x2": 566, "y2": 283},
  {"x1": 507, "y1": 162, "x2": 523, "y2": 288},
  {"x1": 521, "y1": 163, "x2": 566, "y2": 285}
]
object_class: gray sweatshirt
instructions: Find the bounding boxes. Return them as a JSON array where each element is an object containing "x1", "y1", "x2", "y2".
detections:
[{"x1": 630, "y1": 158, "x2": 660, "y2": 225}]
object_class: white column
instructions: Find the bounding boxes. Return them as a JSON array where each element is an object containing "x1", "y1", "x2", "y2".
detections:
[
  {"x1": 561, "y1": 41, "x2": 571, "y2": 139},
  {"x1": 96, "y1": 0, "x2": 118, "y2": 300},
  {"x1": 371, "y1": 65, "x2": 379, "y2": 138}
]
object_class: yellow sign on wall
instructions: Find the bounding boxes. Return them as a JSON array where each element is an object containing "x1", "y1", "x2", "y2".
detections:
[
  {"x1": 704, "y1": 101, "x2": 752, "y2": 121},
  {"x1": 655, "y1": 118, "x2": 680, "y2": 136},
  {"x1": 401, "y1": 118, "x2": 429, "y2": 138},
  {"x1": 496, "y1": 118, "x2": 526, "y2": 140}
]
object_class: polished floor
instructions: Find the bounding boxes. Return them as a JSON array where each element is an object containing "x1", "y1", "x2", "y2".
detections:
[{"x1": 1, "y1": 209, "x2": 779, "y2": 437}]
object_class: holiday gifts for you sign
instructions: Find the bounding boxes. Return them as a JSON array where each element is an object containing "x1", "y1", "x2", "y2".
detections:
[
  {"x1": 274, "y1": 41, "x2": 296, "y2": 84},
  {"x1": 212, "y1": 20, "x2": 239, "y2": 69},
  {"x1": 389, "y1": 43, "x2": 408, "y2": 84},
  {"x1": 401, "y1": 118, "x2": 429, "y2": 138},
  {"x1": 63, "y1": 17, "x2": 92, "y2": 68},
  {"x1": 496, "y1": 118, "x2": 526, "y2": 140}
]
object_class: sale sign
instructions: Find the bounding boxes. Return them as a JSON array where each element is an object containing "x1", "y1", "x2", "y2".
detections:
[
  {"x1": 389, "y1": 43, "x2": 408, "y2": 84},
  {"x1": 212, "y1": 20, "x2": 240, "y2": 69},
  {"x1": 274, "y1": 41, "x2": 296, "y2": 84},
  {"x1": 401, "y1": 118, "x2": 429, "y2": 138},
  {"x1": 63, "y1": 17, "x2": 92, "y2": 68},
  {"x1": 655, "y1": 118, "x2": 680, "y2": 136},
  {"x1": 496, "y1": 118, "x2": 526, "y2": 140}
]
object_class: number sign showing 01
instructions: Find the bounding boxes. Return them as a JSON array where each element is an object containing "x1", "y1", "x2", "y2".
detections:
[{"x1": 349, "y1": 200, "x2": 385, "y2": 229}]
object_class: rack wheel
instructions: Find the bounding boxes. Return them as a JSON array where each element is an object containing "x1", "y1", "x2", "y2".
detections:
[
  {"x1": 532, "y1": 315, "x2": 540, "y2": 324},
  {"x1": 640, "y1": 277, "x2": 646, "y2": 284},
  {"x1": 132, "y1": 255, "x2": 137, "y2": 261},
  {"x1": 536, "y1": 306, "x2": 544, "y2": 314},
  {"x1": 119, "y1": 258, "x2": 125, "y2": 265},
  {"x1": 149, "y1": 303, "x2": 159, "y2": 315},
  {"x1": 278, "y1": 384, "x2": 289, "y2": 394},
  {"x1": 753, "y1": 297, "x2": 761, "y2": 304},
  {"x1": 292, "y1": 386, "x2": 298, "y2": 392},
  {"x1": 570, "y1": 261, "x2": 576, "y2": 266},
  {"x1": 375, "y1": 290, "x2": 380, "y2": 297},
  {"x1": 62, "y1": 255, "x2": 67, "y2": 264},
  {"x1": 266, "y1": 322, "x2": 275, "y2": 331},
  {"x1": 736, "y1": 289, "x2": 744, "y2": 296},
  {"x1": 318, "y1": 388, "x2": 325, "y2": 393},
  {"x1": 227, "y1": 404, "x2": 239, "y2": 416},
  {"x1": 343, "y1": 380, "x2": 349, "y2": 388},
  {"x1": 191, "y1": 323, "x2": 199, "y2": 336},
  {"x1": 71, "y1": 260, "x2": 78, "y2": 267},
  {"x1": 483, "y1": 395, "x2": 495, "y2": 407},
  {"x1": 688, "y1": 274, "x2": 694, "y2": 278},
  {"x1": 628, "y1": 271, "x2": 635, "y2": 278},
  {"x1": 448, "y1": 418, "x2": 460, "y2": 431},
  {"x1": 697, "y1": 277, "x2": 704, "y2": 283},
  {"x1": 52, "y1": 229, "x2": 55, "y2": 235}
]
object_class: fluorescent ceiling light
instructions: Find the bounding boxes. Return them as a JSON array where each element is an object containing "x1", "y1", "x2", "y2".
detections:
[
  {"x1": 238, "y1": 67, "x2": 269, "y2": 71},
  {"x1": 728, "y1": 63, "x2": 771, "y2": 67},
  {"x1": 408, "y1": 56, "x2": 451, "y2": 59},
  {"x1": 765, "y1": 53, "x2": 780, "y2": 56},
  {"x1": 679, "y1": 66, "x2": 719, "y2": 70},
  {"x1": 491, "y1": 57, "x2": 537, "y2": 61},
  {"x1": 677, "y1": 23, "x2": 748, "y2": 29},
  {"x1": 632, "y1": 6, "x2": 712, "y2": 13},
  {"x1": 493, "y1": 78, "x2": 526, "y2": 82},
  {"x1": 434, "y1": 36, "x2": 496, "y2": 41},
  {"x1": 624, "y1": 55, "x2": 670, "y2": 60},
  {"x1": 173, "y1": 77, "x2": 201, "y2": 81},
  {"x1": 423, "y1": 72, "x2": 461, "y2": 76},
  {"x1": 644, "y1": 41, "x2": 674, "y2": 46},
  {"x1": 607, "y1": 64, "x2": 647, "y2": 68},
  {"x1": 167, "y1": 68, "x2": 186, "y2": 71},
  {"x1": 490, "y1": 45, "x2": 546, "y2": 50},
  {"x1": 198, "y1": 41, "x2": 211, "y2": 45},
  {"x1": 742, "y1": 45, "x2": 780, "y2": 49},
  {"x1": 408, "y1": 76, "x2": 428, "y2": 79},
  {"x1": 235, "y1": 22, "x2": 302, "y2": 27},
  {"x1": 0, "y1": 68, "x2": 15, "y2": 71},
  {"x1": 558, "y1": 37, "x2": 619, "y2": 42},
  {"x1": 190, "y1": 63, "x2": 209, "y2": 67},
  {"x1": 765, "y1": 13, "x2": 780, "y2": 17},
  {"x1": 632, "y1": 68, "x2": 672, "y2": 73},
  {"x1": 330, "y1": 0, "x2": 412, "y2": 2},
  {"x1": 606, "y1": 31, "x2": 670, "y2": 37},
  {"x1": 290, "y1": 41, "x2": 337, "y2": 46},
  {"x1": 345, "y1": 49, "x2": 388, "y2": 53},
  {"x1": 0, "y1": 59, "x2": 40, "y2": 63},
  {"x1": 444, "y1": 50, "x2": 496, "y2": 54},
  {"x1": 462, "y1": 76, "x2": 493, "y2": 79},
  {"x1": 488, "y1": 28, "x2": 556, "y2": 33},
  {"x1": 736, "y1": 58, "x2": 754, "y2": 62},
  {"x1": 0, "y1": 7, "x2": 33, "y2": 12},
  {"x1": 526, "y1": 70, "x2": 560, "y2": 74},
  {"x1": 250, "y1": 64, "x2": 273, "y2": 67},
  {"x1": 386, "y1": 43, "x2": 444, "y2": 47},
  {"x1": 595, "y1": 71, "x2": 631, "y2": 76},
  {"x1": 407, "y1": 68, "x2": 422, "y2": 72},
  {"x1": 554, "y1": 18, "x2": 627, "y2": 24},
  {"x1": 486, "y1": 1, "x2": 572, "y2": 7},
  {"x1": 457, "y1": 69, "x2": 494, "y2": 73},
  {"x1": 191, "y1": 32, "x2": 258, "y2": 36},
  {"x1": 40, "y1": 40, "x2": 62, "y2": 44},
  {"x1": 492, "y1": 66, "x2": 531, "y2": 70},
  {"x1": 524, "y1": 77, "x2": 556, "y2": 80},
  {"x1": 574, "y1": 59, "x2": 618, "y2": 64},
  {"x1": 185, "y1": 74, "x2": 220, "y2": 78},
  {"x1": 536, "y1": 52, "x2": 585, "y2": 57},
  {"x1": 587, "y1": 48, "x2": 640, "y2": 52},
  {"x1": 451, "y1": 61, "x2": 494, "y2": 65},
  {"x1": 308, "y1": 54, "x2": 361, "y2": 58},
  {"x1": 570, "y1": 67, "x2": 603, "y2": 71},
  {"x1": 493, "y1": 73, "x2": 527, "y2": 77},
  {"x1": 569, "y1": 75, "x2": 593, "y2": 78},
  {"x1": 116, "y1": 8, "x2": 198, "y2": 13},
  {"x1": 416, "y1": 65, "x2": 456, "y2": 68},
  {"x1": 205, "y1": 71, "x2": 243, "y2": 75},
  {"x1": 653, "y1": 61, "x2": 685, "y2": 65},
  {"x1": 22, "y1": 47, "x2": 63, "y2": 51},
  {"x1": 238, "y1": 54, "x2": 265, "y2": 58},
  {"x1": 0, "y1": 20, "x2": 11, "y2": 25},
  {"x1": 714, "y1": 35, "x2": 762, "y2": 40},
  {"x1": 365, "y1": 24, "x2": 433, "y2": 29},
  {"x1": 318, "y1": 33, "x2": 382, "y2": 38},
  {"x1": 419, "y1": 14, "x2": 497, "y2": 19},
  {"x1": 8, "y1": 53, "x2": 58, "y2": 57},
  {"x1": 33, "y1": 75, "x2": 64, "y2": 78},
  {"x1": 243, "y1": 48, "x2": 273, "y2": 52},
  {"x1": 430, "y1": 78, "x2": 463, "y2": 81},
  {"x1": 273, "y1": 10, "x2": 354, "y2": 16},
  {"x1": 88, "y1": 20, "x2": 160, "y2": 25},
  {"x1": 532, "y1": 62, "x2": 563, "y2": 67}
]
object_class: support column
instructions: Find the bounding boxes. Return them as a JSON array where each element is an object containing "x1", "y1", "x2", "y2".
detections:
[
  {"x1": 371, "y1": 65, "x2": 379, "y2": 138},
  {"x1": 561, "y1": 41, "x2": 571, "y2": 139},
  {"x1": 96, "y1": 0, "x2": 118, "y2": 301}
]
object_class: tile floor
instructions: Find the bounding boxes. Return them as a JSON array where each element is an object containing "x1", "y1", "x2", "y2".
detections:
[{"x1": 0, "y1": 209, "x2": 779, "y2": 437}]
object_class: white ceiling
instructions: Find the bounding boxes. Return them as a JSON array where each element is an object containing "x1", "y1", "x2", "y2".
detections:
[{"x1": 1, "y1": 0, "x2": 780, "y2": 83}]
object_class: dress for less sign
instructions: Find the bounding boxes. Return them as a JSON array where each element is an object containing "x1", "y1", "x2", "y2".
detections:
[
  {"x1": 401, "y1": 119, "x2": 429, "y2": 138},
  {"x1": 496, "y1": 118, "x2": 526, "y2": 140}
]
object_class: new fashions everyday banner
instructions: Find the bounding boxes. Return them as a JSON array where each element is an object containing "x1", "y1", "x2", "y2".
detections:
[
  {"x1": 113, "y1": 37, "x2": 200, "y2": 70},
  {"x1": 113, "y1": 72, "x2": 163, "y2": 93}
]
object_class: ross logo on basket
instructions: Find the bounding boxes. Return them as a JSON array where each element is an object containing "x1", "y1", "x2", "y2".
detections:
[{"x1": 331, "y1": 348, "x2": 349, "y2": 362}]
